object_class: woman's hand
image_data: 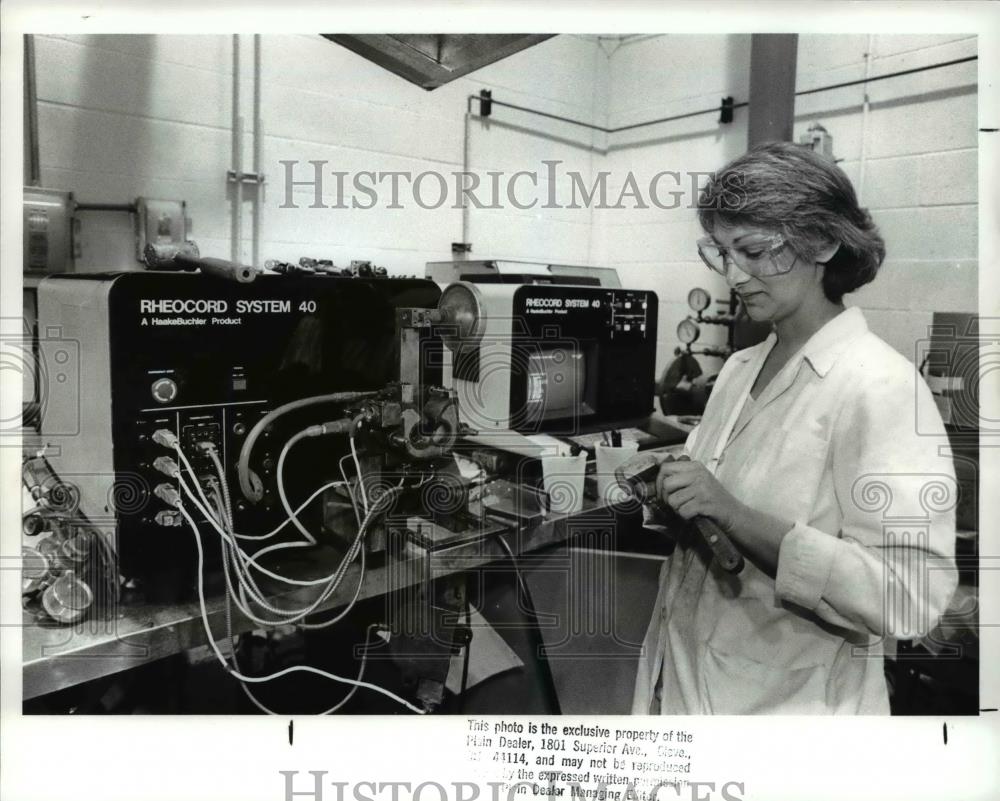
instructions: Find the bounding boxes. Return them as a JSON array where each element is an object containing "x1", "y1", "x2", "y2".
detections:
[
  {"x1": 657, "y1": 455, "x2": 794, "y2": 576},
  {"x1": 657, "y1": 457, "x2": 745, "y2": 534}
]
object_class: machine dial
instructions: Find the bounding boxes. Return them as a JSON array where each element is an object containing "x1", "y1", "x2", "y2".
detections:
[
  {"x1": 687, "y1": 287, "x2": 711, "y2": 313},
  {"x1": 677, "y1": 318, "x2": 700, "y2": 345},
  {"x1": 150, "y1": 377, "x2": 178, "y2": 404},
  {"x1": 437, "y1": 282, "x2": 485, "y2": 352}
]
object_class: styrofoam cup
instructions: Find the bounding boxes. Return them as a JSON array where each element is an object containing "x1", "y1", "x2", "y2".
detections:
[
  {"x1": 595, "y1": 441, "x2": 640, "y2": 507},
  {"x1": 541, "y1": 453, "x2": 587, "y2": 515}
]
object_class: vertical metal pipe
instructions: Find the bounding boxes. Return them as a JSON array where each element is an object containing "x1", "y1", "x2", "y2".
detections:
[
  {"x1": 460, "y1": 95, "x2": 474, "y2": 253},
  {"x1": 462, "y1": 112, "x2": 471, "y2": 251},
  {"x1": 252, "y1": 35, "x2": 262, "y2": 268},
  {"x1": 231, "y1": 35, "x2": 243, "y2": 264},
  {"x1": 747, "y1": 34, "x2": 798, "y2": 146},
  {"x1": 24, "y1": 34, "x2": 41, "y2": 186},
  {"x1": 857, "y1": 35, "x2": 874, "y2": 203}
]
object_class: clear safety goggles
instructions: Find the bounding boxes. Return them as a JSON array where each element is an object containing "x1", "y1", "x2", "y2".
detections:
[{"x1": 696, "y1": 234, "x2": 797, "y2": 278}]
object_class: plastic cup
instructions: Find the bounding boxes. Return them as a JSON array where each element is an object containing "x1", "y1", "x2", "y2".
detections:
[
  {"x1": 595, "y1": 441, "x2": 640, "y2": 507},
  {"x1": 541, "y1": 453, "x2": 587, "y2": 516}
]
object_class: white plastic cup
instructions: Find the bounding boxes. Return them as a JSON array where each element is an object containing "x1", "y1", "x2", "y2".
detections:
[
  {"x1": 541, "y1": 453, "x2": 588, "y2": 516},
  {"x1": 595, "y1": 441, "x2": 640, "y2": 507}
]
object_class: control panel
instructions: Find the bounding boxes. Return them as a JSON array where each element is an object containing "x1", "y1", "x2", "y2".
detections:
[{"x1": 38, "y1": 271, "x2": 443, "y2": 592}]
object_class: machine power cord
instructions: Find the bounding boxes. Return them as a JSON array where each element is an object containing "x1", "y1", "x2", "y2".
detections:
[
  {"x1": 187, "y1": 477, "x2": 378, "y2": 624},
  {"x1": 494, "y1": 534, "x2": 563, "y2": 715},
  {"x1": 458, "y1": 585, "x2": 472, "y2": 713},
  {"x1": 179, "y1": 502, "x2": 425, "y2": 714},
  {"x1": 177, "y1": 452, "x2": 381, "y2": 624}
]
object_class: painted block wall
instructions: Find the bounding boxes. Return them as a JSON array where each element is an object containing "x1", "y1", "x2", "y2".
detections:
[
  {"x1": 594, "y1": 34, "x2": 754, "y2": 377},
  {"x1": 32, "y1": 33, "x2": 605, "y2": 276},
  {"x1": 796, "y1": 34, "x2": 978, "y2": 365},
  {"x1": 32, "y1": 33, "x2": 978, "y2": 372},
  {"x1": 592, "y1": 33, "x2": 978, "y2": 373}
]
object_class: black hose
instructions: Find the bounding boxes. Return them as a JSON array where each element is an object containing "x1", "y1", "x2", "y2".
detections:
[
  {"x1": 236, "y1": 390, "x2": 378, "y2": 501},
  {"x1": 494, "y1": 534, "x2": 562, "y2": 714},
  {"x1": 458, "y1": 585, "x2": 472, "y2": 712}
]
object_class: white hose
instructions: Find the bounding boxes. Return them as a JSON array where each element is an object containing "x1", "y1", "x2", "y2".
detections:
[{"x1": 178, "y1": 503, "x2": 424, "y2": 714}]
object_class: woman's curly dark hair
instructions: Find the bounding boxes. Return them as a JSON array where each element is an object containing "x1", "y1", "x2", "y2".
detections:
[{"x1": 697, "y1": 141, "x2": 885, "y2": 303}]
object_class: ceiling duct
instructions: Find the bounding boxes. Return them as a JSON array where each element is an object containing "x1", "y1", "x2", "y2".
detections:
[{"x1": 321, "y1": 34, "x2": 555, "y2": 90}]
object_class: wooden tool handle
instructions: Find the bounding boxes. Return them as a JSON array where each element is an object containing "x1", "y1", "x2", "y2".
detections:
[
  {"x1": 692, "y1": 516, "x2": 744, "y2": 574},
  {"x1": 675, "y1": 454, "x2": 744, "y2": 574},
  {"x1": 616, "y1": 452, "x2": 745, "y2": 573}
]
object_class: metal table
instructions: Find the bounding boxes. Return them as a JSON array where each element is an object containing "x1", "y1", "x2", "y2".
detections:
[{"x1": 22, "y1": 487, "x2": 625, "y2": 701}]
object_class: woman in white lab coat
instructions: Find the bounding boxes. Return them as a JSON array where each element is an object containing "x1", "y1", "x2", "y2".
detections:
[{"x1": 633, "y1": 141, "x2": 958, "y2": 714}]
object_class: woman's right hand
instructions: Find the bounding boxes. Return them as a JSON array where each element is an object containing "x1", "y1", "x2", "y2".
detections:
[{"x1": 656, "y1": 455, "x2": 744, "y2": 535}]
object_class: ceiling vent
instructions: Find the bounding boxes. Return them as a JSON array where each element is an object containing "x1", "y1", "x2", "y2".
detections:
[{"x1": 321, "y1": 34, "x2": 555, "y2": 90}]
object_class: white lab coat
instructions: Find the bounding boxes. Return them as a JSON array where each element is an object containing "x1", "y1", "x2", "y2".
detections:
[{"x1": 632, "y1": 307, "x2": 958, "y2": 714}]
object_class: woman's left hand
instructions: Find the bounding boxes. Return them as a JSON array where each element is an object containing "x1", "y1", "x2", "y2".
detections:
[{"x1": 657, "y1": 457, "x2": 746, "y2": 534}]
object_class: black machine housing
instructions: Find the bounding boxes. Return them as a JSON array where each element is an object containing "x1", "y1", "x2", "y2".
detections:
[{"x1": 37, "y1": 271, "x2": 443, "y2": 589}]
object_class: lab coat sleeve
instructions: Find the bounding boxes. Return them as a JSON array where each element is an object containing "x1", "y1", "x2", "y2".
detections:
[
  {"x1": 774, "y1": 366, "x2": 958, "y2": 640},
  {"x1": 683, "y1": 424, "x2": 700, "y2": 455}
]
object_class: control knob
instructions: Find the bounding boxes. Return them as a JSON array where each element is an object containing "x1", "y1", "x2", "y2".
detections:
[{"x1": 151, "y1": 377, "x2": 178, "y2": 404}]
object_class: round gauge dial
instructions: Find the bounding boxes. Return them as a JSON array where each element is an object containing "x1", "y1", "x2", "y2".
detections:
[
  {"x1": 687, "y1": 287, "x2": 711, "y2": 313},
  {"x1": 677, "y1": 318, "x2": 700, "y2": 345}
]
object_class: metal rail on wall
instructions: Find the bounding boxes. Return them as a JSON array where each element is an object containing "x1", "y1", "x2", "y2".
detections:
[
  {"x1": 467, "y1": 54, "x2": 978, "y2": 135},
  {"x1": 456, "y1": 52, "x2": 978, "y2": 252}
]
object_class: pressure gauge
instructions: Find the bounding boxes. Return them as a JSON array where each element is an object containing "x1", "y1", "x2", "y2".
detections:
[
  {"x1": 687, "y1": 287, "x2": 711, "y2": 313},
  {"x1": 677, "y1": 318, "x2": 700, "y2": 345}
]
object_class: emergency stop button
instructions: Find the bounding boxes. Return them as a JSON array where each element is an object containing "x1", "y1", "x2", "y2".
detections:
[{"x1": 151, "y1": 377, "x2": 178, "y2": 404}]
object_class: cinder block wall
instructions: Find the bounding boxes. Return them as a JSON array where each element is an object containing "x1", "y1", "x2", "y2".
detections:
[
  {"x1": 591, "y1": 33, "x2": 978, "y2": 372},
  {"x1": 593, "y1": 35, "x2": 753, "y2": 377},
  {"x1": 33, "y1": 33, "x2": 977, "y2": 364},
  {"x1": 32, "y1": 34, "x2": 605, "y2": 275},
  {"x1": 795, "y1": 34, "x2": 977, "y2": 362}
]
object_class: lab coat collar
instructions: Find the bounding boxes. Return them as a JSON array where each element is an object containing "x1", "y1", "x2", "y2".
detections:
[
  {"x1": 730, "y1": 307, "x2": 868, "y2": 379},
  {"x1": 800, "y1": 306, "x2": 869, "y2": 378},
  {"x1": 733, "y1": 338, "x2": 770, "y2": 363}
]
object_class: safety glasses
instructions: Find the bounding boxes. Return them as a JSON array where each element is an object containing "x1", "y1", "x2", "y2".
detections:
[{"x1": 696, "y1": 234, "x2": 797, "y2": 278}]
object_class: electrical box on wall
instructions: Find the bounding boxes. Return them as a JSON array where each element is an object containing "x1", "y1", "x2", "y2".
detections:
[
  {"x1": 23, "y1": 187, "x2": 76, "y2": 275},
  {"x1": 23, "y1": 186, "x2": 78, "y2": 439},
  {"x1": 799, "y1": 123, "x2": 835, "y2": 162},
  {"x1": 135, "y1": 198, "x2": 187, "y2": 262}
]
